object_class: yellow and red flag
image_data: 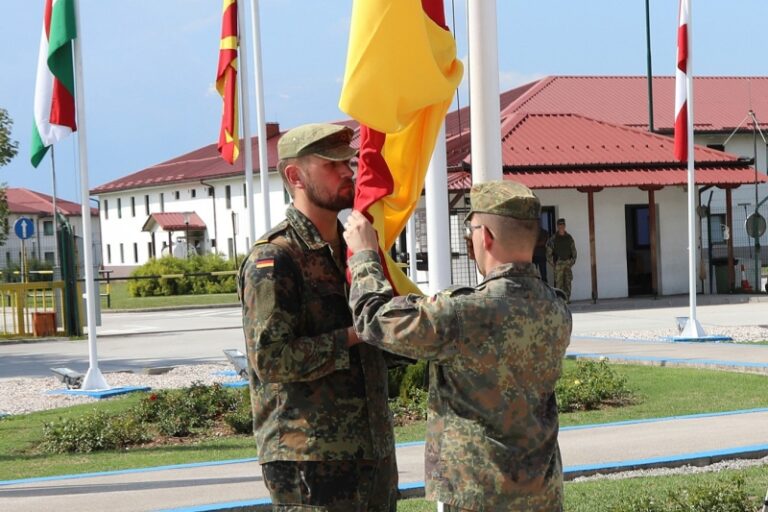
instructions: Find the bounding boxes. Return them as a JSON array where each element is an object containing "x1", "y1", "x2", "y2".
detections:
[
  {"x1": 339, "y1": 0, "x2": 463, "y2": 295},
  {"x1": 216, "y1": 0, "x2": 239, "y2": 164}
]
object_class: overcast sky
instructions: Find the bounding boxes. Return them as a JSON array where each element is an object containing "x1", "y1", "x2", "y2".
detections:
[{"x1": 2, "y1": 0, "x2": 767, "y2": 202}]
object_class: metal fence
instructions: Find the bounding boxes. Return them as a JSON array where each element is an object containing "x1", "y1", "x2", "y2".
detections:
[{"x1": 701, "y1": 202, "x2": 768, "y2": 293}]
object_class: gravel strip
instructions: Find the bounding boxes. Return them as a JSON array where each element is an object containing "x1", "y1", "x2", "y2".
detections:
[
  {"x1": 577, "y1": 325, "x2": 768, "y2": 342},
  {"x1": 572, "y1": 455, "x2": 768, "y2": 482},
  {"x1": 0, "y1": 363, "x2": 244, "y2": 416}
]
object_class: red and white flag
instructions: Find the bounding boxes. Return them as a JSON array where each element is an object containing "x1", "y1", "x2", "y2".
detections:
[{"x1": 673, "y1": 0, "x2": 690, "y2": 162}]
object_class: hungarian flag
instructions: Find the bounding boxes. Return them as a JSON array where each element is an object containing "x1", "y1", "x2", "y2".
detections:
[
  {"x1": 216, "y1": 0, "x2": 239, "y2": 164},
  {"x1": 339, "y1": 0, "x2": 463, "y2": 295},
  {"x1": 673, "y1": 0, "x2": 690, "y2": 162},
  {"x1": 31, "y1": 0, "x2": 77, "y2": 168}
]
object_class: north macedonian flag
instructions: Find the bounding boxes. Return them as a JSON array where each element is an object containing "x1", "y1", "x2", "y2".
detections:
[
  {"x1": 339, "y1": 0, "x2": 463, "y2": 295},
  {"x1": 216, "y1": 0, "x2": 239, "y2": 164}
]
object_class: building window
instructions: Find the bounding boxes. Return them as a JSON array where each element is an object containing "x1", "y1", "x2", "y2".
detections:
[
  {"x1": 191, "y1": 189, "x2": 196, "y2": 198},
  {"x1": 144, "y1": 195, "x2": 150, "y2": 215},
  {"x1": 227, "y1": 238, "x2": 234, "y2": 259},
  {"x1": 104, "y1": 199, "x2": 109, "y2": 219},
  {"x1": 283, "y1": 186, "x2": 291, "y2": 205},
  {"x1": 243, "y1": 183, "x2": 247, "y2": 207},
  {"x1": 160, "y1": 193, "x2": 165, "y2": 212},
  {"x1": 131, "y1": 197, "x2": 136, "y2": 217},
  {"x1": 133, "y1": 243, "x2": 138, "y2": 263},
  {"x1": 119, "y1": 243, "x2": 124, "y2": 264},
  {"x1": 175, "y1": 191, "x2": 180, "y2": 200},
  {"x1": 44, "y1": 251, "x2": 55, "y2": 264},
  {"x1": 117, "y1": 198, "x2": 122, "y2": 219},
  {"x1": 6, "y1": 252, "x2": 11, "y2": 267},
  {"x1": 43, "y1": 220, "x2": 54, "y2": 236},
  {"x1": 107, "y1": 245, "x2": 112, "y2": 264},
  {"x1": 208, "y1": 187, "x2": 214, "y2": 197},
  {"x1": 147, "y1": 242, "x2": 153, "y2": 259},
  {"x1": 225, "y1": 185, "x2": 232, "y2": 209}
]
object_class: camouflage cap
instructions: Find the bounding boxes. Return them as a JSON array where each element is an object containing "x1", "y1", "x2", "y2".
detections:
[
  {"x1": 277, "y1": 123, "x2": 356, "y2": 161},
  {"x1": 465, "y1": 180, "x2": 541, "y2": 222}
]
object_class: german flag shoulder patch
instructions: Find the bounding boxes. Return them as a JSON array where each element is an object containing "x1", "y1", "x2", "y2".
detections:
[{"x1": 255, "y1": 258, "x2": 275, "y2": 269}]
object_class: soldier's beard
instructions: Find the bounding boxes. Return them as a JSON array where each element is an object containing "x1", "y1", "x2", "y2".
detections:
[{"x1": 304, "y1": 178, "x2": 355, "y2": 212}]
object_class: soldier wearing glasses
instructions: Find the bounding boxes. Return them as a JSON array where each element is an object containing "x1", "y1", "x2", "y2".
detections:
[{"x1": 343, "y1": 180, "x2": 571, "y2": 512}]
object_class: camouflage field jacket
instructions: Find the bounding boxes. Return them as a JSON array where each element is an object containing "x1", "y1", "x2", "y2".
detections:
[
  {"x1": 349, "y1": 250, "x2": 571, "y2": 512},
  {"x1": 238, "y1": 208, "x2": 394, "y2": 463}
]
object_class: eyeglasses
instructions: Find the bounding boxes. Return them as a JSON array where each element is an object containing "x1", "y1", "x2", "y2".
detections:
[{"x1": 464, "y1": 223, "x2": 483, "y2": 240}]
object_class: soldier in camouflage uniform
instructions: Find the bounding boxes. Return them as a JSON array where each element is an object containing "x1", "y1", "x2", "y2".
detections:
[
  {"x1": 343, "y1": 180, "x2": 572, "y2": 512},
  {"x1": 238, "y1": 123, "x2": 398, "y2": 511},
  {"x1": 546, "y1": 218, "x2": 577, "y2": 302}
]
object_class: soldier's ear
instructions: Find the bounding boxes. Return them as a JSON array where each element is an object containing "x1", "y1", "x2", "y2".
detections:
[{"x1": 284, "y1": 162, "x2": 304, "y2": 190}]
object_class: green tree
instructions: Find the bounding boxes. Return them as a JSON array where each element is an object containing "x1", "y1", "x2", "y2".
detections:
[
  {"x1": 0, "y1": 108, "x2": 18, "y2": 166},
  {"x1": 0, "y1": 107, "x2": 17, "y2": 246}
]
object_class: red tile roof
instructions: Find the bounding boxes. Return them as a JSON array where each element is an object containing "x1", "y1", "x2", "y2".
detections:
[
  {"x1": 90, "y1": 76, "x2": 768, "y2": 195},
  {"x1": 446, "y1": 76, "x2": 768, "y2": 137},
  {"x1": 447, "y1": 167, "x2": 765, "y2": 191},
  {"x1": 6, "y1": 187, "x2": 97, "y2": 216},
  {"x1": 449, "y1": 113, "x2": 764, "y2": 190},
  {"x1": 142, "y1": 212, "x2": 206, "y2": 232},
  {"x1": 91, "y1": 123, "x2": 283, "y2": 195}
]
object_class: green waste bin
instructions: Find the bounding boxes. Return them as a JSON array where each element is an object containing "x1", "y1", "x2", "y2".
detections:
[{"x1": 711, "y1": 258, "x2": 737, "y2": 294}]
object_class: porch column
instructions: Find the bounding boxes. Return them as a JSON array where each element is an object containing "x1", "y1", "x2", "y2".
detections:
[
  {"x1": 578, "y1": 187, "x2": 603, "y2": 303},
  {"x1": 725, "y1": 186, "x2": 735, "y2": 292},
  {"x1": 641, "y1": 185, "x2": 663, "y2": 297}
]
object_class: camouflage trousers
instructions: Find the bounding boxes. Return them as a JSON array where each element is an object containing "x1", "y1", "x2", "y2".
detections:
[
  {"x1": 554, "y1": 262, "x2": 573, "y2": 301},
  {"x1": 440, "y1": 501, "x2": 562, "y2": 512},
  {"x1": 261, "y1": 456, "x2": 398, "y2": 511}
]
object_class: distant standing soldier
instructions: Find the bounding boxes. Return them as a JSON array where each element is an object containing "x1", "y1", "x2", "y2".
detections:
[{"x1": 547, "y1": 218, "x2": 577, "y2": 301}]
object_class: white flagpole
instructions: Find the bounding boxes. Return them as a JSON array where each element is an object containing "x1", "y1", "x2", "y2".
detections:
[
  {"x1": 681, "y1": 1, "x2": 705, "y2": 338},
  {"x1": 72, "y1": 0, "x2": 108, "y2": 390},
  {"x1": 467, "y1": 0, "x2": 502, "y2": 184},
  {"x1": 236, "y1": 0, "x2": 257, "y2": 248},
  {"x1": 249, "y1": 0, "x2": 271, "y2": 234},
  {"x1": 426, "y1": 123, "x2": 452, "y2": 293}
]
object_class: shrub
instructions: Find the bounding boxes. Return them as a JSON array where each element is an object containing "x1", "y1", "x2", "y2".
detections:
[
  {"x1": 41, "y1": 410, "x2": 149, "y2": 453},
  {"x1": 128, "y1": 254, "x2": 237, "y2": 297},
  {"x1": 134, "y1": 382, "x2": 238, "y2": 437},
  {"x1": 556, "y1": 359, "x2": 634, "y2": 412},
  {"x1": 390, "y1": 387, "x2": 428, "y2": 426},
  {"x1": 388, "y1": 359, "x2": 428, "y2": 399},
  {"x1": 607, "y1": 476, "x2": 754, "y2": 512},
  {"x1": 223, "y1": 387, "x2": 253, "y2": 434}
]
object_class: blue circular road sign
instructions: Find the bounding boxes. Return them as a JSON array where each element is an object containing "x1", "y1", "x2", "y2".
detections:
[{"x1": 14, "y1": 217, "x2": 35, "y2": 240}]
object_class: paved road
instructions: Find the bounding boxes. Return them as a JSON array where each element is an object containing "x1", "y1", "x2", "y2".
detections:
[
  {"x1": 1, "y1": 296, "x2": 767, "y2": 511},
  {"x1": 2, "y1": 409, "x2": 766, "y2": 512}
]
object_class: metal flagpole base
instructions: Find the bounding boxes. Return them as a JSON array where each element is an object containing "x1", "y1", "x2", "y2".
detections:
[
  {"x1": 679, "y1": 317, "x2": 707, "y2": 338},
  {"x1": 81, "y1": 366, "x2": 110, "y2": 391}
]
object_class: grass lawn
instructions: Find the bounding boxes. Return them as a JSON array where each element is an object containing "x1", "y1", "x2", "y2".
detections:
[
  {"x1": 397, "y1": 464, "x2": 768, "y2": 511},
  {"x1": 2, "y1": 361, "x2": 767, "y2": 481},
  {"x1": 390, "y1": 360, "x2": 768, "y2": 442},
  {"x1": 100, "y1": 280, "x2": 238, "y2": 310}
]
